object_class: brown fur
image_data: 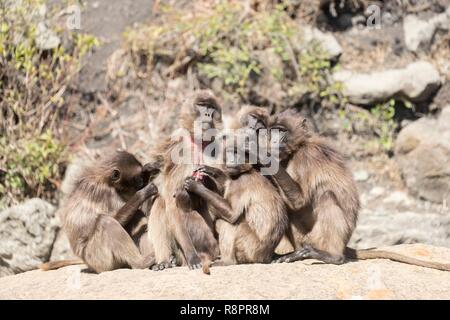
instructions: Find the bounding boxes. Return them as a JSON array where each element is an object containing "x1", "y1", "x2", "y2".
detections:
[
  {"x1": 45, "y1": 151, "x2": 158, "y2": 273},
  {"x1": 147, "y1": 90, "x2": 222, "y2": 272},
  {"x1": 184, "y1": 162, "x2": 288, "y2": 265},
  {"x1": 227, "y1": 105, "x2": 270, "y2": 130},
  {"x1": 221, "y1": 107, "x2": 287, "y2": 264},
  {"x1": 186, "y1": 107, "x2": 288, "y2": 265},
  {"x1": 268, "y1": 110, "x2": 358, "y2": 259},
  {"x1": 216, "y1": 167, "x2": 288, "y2": 264},
  {"x1": 270, "y1": 110, "x2": 450, "y2": 271}
]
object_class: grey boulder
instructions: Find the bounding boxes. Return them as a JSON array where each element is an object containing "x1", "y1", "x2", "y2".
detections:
[
  {"x1": 300, "y1": 25, "x2": 342, "y2": 60},
  {"x1": 403, "y1": 7, "x2": 450, "y2": 52},
  {"x1": 0, "y1": 199, "x2": 59, "y2": 277},
  {"x1": 395, "y1": 106, "x2": 450, "y2": 204},
  {"x1": 350, "y1": 208, "x2": 450, "y2": 249},
  {"x1": 333, "y1": 61, "x2": 441, "y2": 105}
]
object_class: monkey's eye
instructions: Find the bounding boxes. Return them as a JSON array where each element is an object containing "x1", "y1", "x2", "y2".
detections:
[
  {"x1": 206, "y1": 107, "x2": 216, "y2": 119},
  {"x1": 111, "y1": 169, "x2": 121, "y2": 182},
  {"x1": 271, "y1": 126, "x2": 287, "y2": 132},
  {"x1": 196, "y1": 105, "x2": 206, "y2": 116},
  {"x1": 270, "y1": 128, "x2": 287, "y2": 146}
]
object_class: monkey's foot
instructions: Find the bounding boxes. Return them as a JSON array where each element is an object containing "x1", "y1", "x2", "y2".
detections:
[
  {"x1": 271, "y1": 246, "x2": 312, "y2": 263},
  {"x1": 186, "y1": 253, "x2": 202, "y2": 270},
  {"x1": 169, "y1": 255, "x2": 177, "y2": 267},
  {"x1": 272, "y1": 245, "x2": 345, "y2": 265},
  {"x1": 188, "y1": 263, "x2": 202, "y2": 270},
  {"x1": 271, "y1": 253, "x2": 285, "y2": 262},
  {"x1": 151, "y1": 262, "x2": 170, "y2": 271},
  {"x1": 151, "y1": 255, "x2": 177, "y2": 271}
]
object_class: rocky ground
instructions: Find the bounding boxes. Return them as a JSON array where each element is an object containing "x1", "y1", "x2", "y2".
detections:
[{"x1": 1, "y1": 244, "x2": 449, "y2": 299}]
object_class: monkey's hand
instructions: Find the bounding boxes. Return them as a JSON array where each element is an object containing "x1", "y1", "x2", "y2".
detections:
[
  {"x1": 174, "y1": 189, "x2": 192, "y2": 211},
  {"x1": 184, "y1": 176, "x2": 203, "y2": 193},
  {"x1": 139, "y1": 182, "x2": 158, "y2": 199},
  {"x1": 194, "y1": 165, "x2": 224, "y2": 179},
  {"x1": 142, "y1": 162, "x2": 161, "y2": 181},
  {"x1": 143, "y1": 161, "x2": 161, "y2": 173}
]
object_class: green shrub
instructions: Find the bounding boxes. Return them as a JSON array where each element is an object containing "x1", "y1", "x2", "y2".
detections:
[
  {"x1": 338, "y1": 98, "x2": 403, "y2": 153},
  {"x1": 123, "y1": 1, "x2": 343, "y2": 108},
  {"x1": 0, "y1": 131, "x2": 66, "y2": 205},
  {"x1": 0, "y1": 0, "x2": 97, "y2": 207},
  {"x1": 370, "y1": 99, "x2": 397, "y2": 152}
]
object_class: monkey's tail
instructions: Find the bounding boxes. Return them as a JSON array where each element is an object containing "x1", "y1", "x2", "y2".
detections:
[
  {"x1": 39, "y1": 259, "x2": 85, "y2": 271},
  {"x1": 345, "y1": 247, "x2": 450, "y2": 272}
]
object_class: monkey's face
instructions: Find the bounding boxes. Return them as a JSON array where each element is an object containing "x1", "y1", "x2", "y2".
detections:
[
  {"x1": 243, "y1": 114, "x2": 265, "y2": 148},
  {"x1": 269, "y1": 113, "x2": 308, "y2": 161},
  {"x1": 180, "y1": 90, "x2": 222, "y2": 137},
  {"x1": 236, "y1": 110, "x2": 270, "y2": 155},
  {"x1": 109, "y1": 151, "x2": 147, "y2": 200},
  {"x1": 269, "y1": 122, "x2": 290, "y2": 160},
  {"x1": 111, "y1": 167, "x2": 146, "y2": 201},
  {"x1": 196, "y1": 104, "x2": 221, "y2": 131}
]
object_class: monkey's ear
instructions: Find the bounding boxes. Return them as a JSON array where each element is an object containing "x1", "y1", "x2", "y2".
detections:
[{"x1": 111, "y1": 169, "x2": 121, "y2": 182}]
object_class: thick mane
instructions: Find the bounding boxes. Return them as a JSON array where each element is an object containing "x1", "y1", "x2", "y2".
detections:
[
  {"x1": 273, "y1": 109, "x2": 310, "y2": 153},
  {"x1": 67, "y1": 151, "x2": 126, "y2": 208}
]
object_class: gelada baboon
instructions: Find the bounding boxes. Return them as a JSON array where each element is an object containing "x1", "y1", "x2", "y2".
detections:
[
  {"x1": 184, "y1": 159, "x2": 287, "y2": 265},
  {"x1": 147, "y1": 90, "x2": 222, "y2": 272},
  {"x1": 268, "y1": 109, "x2": 450, "y2": 271},
  {"x1": 40, "y1": 151, "x2": 159, "y2": 273},
  {"x1": 184, "y1": 106, "x2": 288, "y2": 265}
]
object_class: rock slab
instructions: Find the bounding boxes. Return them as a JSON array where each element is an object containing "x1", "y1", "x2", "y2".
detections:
[{"x1": 0, "y1": 244, "x2": 449, "y2": 300}]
